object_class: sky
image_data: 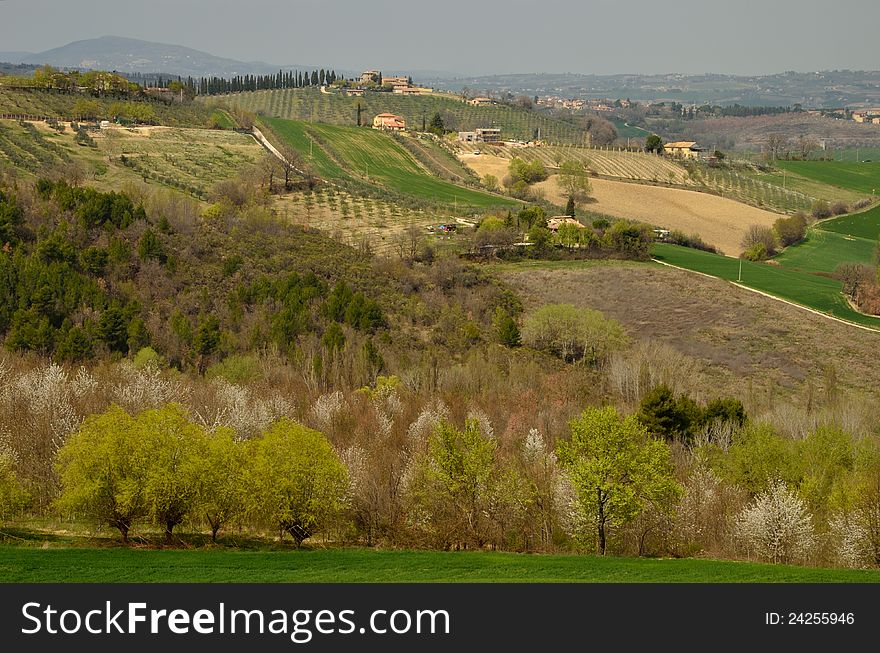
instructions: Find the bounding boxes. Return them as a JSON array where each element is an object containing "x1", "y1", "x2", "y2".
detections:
[{"x1": 0, "y1": 0, "x2": 878, "y2": 76}]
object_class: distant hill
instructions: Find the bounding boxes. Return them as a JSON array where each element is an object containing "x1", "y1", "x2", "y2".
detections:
[{"x1": 4, "y1": 36, "x2": 295, "y2": 78}]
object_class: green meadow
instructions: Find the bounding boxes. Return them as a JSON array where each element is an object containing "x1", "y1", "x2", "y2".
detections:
[
  {"x1": 2, "y1": 546, "x2": 878, "y2": 583},
  {"x1": 262, "y1": 117, "x2": 516, "y2": 209}
]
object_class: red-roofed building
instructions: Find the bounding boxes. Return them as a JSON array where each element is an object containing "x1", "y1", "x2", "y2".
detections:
[{"x1": 372, "y1": 113, "x2": 407, "y2": 131}]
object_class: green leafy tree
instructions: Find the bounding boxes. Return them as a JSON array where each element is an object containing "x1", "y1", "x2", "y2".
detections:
[
  {"x1": 492, "y1": 307, "x2": 521, "y2": 347},
  {"x1": 521, "y1": 304, "x2": 627, "y2": 365},
  {"x1": 56, "y1": 406, "x2": 151, "y2": 543},
  {"x1": 137, "y1": 228, "x2": 166, "y2": 263},
  {"x1": 428, "y1": 112, "x2": 445, "y2": 135},
  {"x1": 565, "y1": 195, "x2": 576, "y2": 217},
  {"x1": 558, "y1": 406, "x2": 681, "y2": 555},
  {"x1": 645, "y1": 134, "x2": 663, "y2": 153},
  {"x1": 140, "y1": 405, "x2": 209, "y2": 543},
  {"x1": 247, "y1": 419, "x2": 349, "y2": 546},
  {"x1": 199, "y1": 428, "x2": 247, "y2": 543},
  {"x1": 637, "y1": 384, "x2": 702, "y2": 443}
]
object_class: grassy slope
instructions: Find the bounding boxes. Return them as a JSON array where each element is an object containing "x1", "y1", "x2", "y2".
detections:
[
  {"x1": 2, "y1": 546, "x2": 878, "y2": 583},
  {"x1": 263, "y1": 117, "x2": 515, "y2": 209},
  {"x1": 652, "y1": 243, "x2": 880, "y2": 328},
  {"x1": 819, "y1": 203, "x2": 880, "y2": 239},
  {"x1": 211, "y1": 88, "x2": 587, "y2": 143},
  {"x1": 775, "y1": 159, "x2": 880, "y2": 196}
]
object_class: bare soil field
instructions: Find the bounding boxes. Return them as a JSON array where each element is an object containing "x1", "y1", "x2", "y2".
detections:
[
  {"x1": 502, "y1": 261, "x2": 880, "y2": 399},
  {"x1": 462, "y1": 154, "x2": 779, "y2": 255}
]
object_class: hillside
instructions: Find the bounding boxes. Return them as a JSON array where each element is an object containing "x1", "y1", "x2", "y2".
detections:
[
  {"x1": 0, "y1": 119, "x2": 262, "y2": 199},
  {"x1": 502, "y1": 259, "x2": 880, "y2": 395},
  {"x1": 261, "y1": 117, "x2": 516, "y2": 210},
  {"x1": 212, "y1": 88, "x2": 589, "y2": 143}
]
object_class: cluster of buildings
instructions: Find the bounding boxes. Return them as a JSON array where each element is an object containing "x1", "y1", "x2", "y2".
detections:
[
  {"x1": 536, "y1": 97, "x2": 632, "y2": 112},
  {"x1": 852, "y1": 108, "x2": 880, "y2": 124},
  {"x1": 353, "y1": 70, "x2": 432, "y2": 96}
]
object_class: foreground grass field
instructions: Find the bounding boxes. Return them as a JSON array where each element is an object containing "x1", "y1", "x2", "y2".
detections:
[
  {"x1": 2, "y1": 546, "x2": 878, "y2": 583},
  {"x1": 652, "y1": 243, "x2": 880, "y2": 328},
  {"x1": 263, "y1": 117, "x2": 515, "y2": 209}
]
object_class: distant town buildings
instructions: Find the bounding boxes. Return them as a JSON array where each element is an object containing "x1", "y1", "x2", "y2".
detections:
[{"x1": 373, "y1": 113, "x2": 407, "y2": 131}]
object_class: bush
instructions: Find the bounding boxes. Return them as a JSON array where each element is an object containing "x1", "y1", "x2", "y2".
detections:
[
  {"x1": 773, "y1": 214, "x2": 807, "y2": 248},
  {"x1": 741, "y1": 224, "x2": 777, "y2": 258},
  {"x1": 831, "y1": 201, "x2": 849, "y2": 216},
  {"x1": 133, "y1": 346, "x2": 165, "y2": 369},
  {"x1": 507, "y1": 158, "x2": 548, "y2": 185},
  {"x1": 811, "y1": 200, "x2": 832, "y2": 220}
]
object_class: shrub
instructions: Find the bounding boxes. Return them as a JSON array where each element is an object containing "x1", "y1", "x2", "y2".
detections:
[
  {"x1": 831, "y1": 201, "x2": 849, "y2": 216},
  {"x1": 773, "y1": 213, "x2": 807, "y2": 248},
  {"x1": 741, "y1": 224, "x2": 777, "y2": 258},
  {"x1": 811, "y1": 200, "x2": 832, "y2": 220}
]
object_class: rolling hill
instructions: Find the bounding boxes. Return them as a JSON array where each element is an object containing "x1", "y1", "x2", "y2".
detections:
[
  {"x1": 215, "y1": 88, "x2": 589, "y2": 144},
  {"x1": 261, "y1": 117, "x2": 517, "y2": 210}
]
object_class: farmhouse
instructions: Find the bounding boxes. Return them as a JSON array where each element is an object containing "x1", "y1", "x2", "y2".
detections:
[
  {"x1": 547, "y1": 217, "x2": 586, "y2": 233},
  {"x1": 373, "y1": 113, "x2": 407, "y2": 131},
  {"x1": 393, "y1": 85, "x2": 421, "y2": 95},
  {"x1": 360, "y1": 70, "x2": 380, "y2": 84},
  {"x1": 459, "y1": 128, "x2": 502, "y2": 143},
  {"x1": 663, "y1": 141, "x2": 704, "y2": 159},
  {"x1": 468, "y1": 97, "x2": 495, "y2": 106},
  {"x1": 346, "y1": 88, "x2": 366, "y2": 97},
  {"x1": 383, "y1": 76, "x2": 410, "y2": 87}
]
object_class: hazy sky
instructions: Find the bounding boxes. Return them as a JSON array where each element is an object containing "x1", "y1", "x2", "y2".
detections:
[{"x1": 1, "y1": 0, "x2": 878, "y2": 76}]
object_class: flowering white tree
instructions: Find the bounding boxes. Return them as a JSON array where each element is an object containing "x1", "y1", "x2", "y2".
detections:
[{"x1": 735, "y1": 481, "x2": 815, "y2": 564}]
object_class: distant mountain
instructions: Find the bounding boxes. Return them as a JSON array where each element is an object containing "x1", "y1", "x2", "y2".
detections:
[
  {"x1": 0, "y1": 51, "x2": 34, "y2": 63},
  {"x1": 9, "y1": 36, "x2": 293, "y2": 78}
]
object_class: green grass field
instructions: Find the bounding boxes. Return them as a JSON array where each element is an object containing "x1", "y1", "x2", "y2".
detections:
[
  {"x1": 775, "y1": 159, "x2": 880, "y2": 195},
  {"x1": 263, "y1": 117, "x2": 516, "y2": 209},
  {"x1": 210, "y1": 88, "x2": 588, "y2": 144},
  {"x1": 652, "y1": 243, "x2": 880, "y2": 328},
  {"x1": 775, "y1": 204, "x2": 880, "y2": 274},
  {"x1": 2, "y1": 546, "x2": 878, "y2": 583},
  {"x1": 819, "y1": 203, "x2": 880, "y2": 240}
]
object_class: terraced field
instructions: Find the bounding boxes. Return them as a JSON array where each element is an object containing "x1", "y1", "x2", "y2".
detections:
[
  {"x1": 274, "y1": 187, "x2": 450, "y2": 254},
  {"x1": 262, "y1": 117, "x2": 516, "y2": 209},
  {"x1": 101, "y1": 126, "x2": 264, "y2": 199},
  {"x1": 209, "y1": 87, "x2": 588, "y2": 143},
  {"x1": 0, "y1": 119, "x2": 71, "y2": 173}
]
